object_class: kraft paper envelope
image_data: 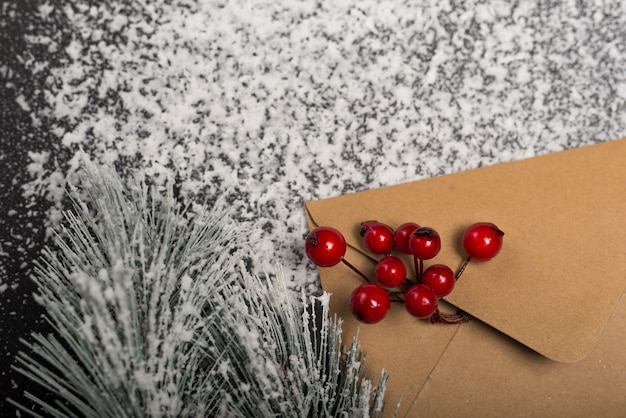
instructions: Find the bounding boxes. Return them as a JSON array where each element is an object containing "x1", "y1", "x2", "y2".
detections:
[{"x1": 304, "y1": 138, "x2": 626, "y2": 417}]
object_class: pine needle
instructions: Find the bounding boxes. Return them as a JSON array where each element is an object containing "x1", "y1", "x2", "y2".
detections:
[{"x1": 10, "y1": 156, "x2": 396, "y2": 417}]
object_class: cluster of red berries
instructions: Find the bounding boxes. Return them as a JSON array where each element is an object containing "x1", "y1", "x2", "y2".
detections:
[{"x1": 305, "y1": 221, "x2": 504, "y2": 324}]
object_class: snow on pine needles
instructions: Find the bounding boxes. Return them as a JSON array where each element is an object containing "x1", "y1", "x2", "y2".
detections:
[{"x1": 10, "y1": 157, "x2": 393, "y2": 417}]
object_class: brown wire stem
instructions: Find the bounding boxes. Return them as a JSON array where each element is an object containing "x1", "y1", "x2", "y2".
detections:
[
  {"x1": 455, "y1": 256, "x2": 472, "y2": 281},
  {"x1": 413, "y1": 255, "x2": 424, "y2": 283},
  {"x1": 430, "y1": 308, "x2": 470, "y2": 324},
  {"x1": 389, "y1": 291, "x2": 405, "y2": 303},
  {"x1": 341, "y1": 258, "x2": 370, "y2": 283}
]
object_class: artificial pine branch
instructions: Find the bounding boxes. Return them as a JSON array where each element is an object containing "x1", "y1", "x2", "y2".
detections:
[{"x1": 10, "y1": 156, "x2": 396, "y2": 417}]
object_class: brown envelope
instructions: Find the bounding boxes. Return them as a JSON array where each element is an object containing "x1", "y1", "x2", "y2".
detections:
[{"x1": 304, "y1": 138, "x2": 626, "y2": 417}]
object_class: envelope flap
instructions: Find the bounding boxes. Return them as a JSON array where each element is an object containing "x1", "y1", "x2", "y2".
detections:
[{"x1": 305, "y1": 138, "x2": 626, "y2": 362}]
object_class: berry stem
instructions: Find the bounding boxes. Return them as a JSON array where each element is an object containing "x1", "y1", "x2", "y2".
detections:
[
  {"x1": 413, "y1": 255, "x2": 424, "y2": 283},
  {"x1": 430, "y1": 308, "x2": 470, "y2": 324},
  {"x1": 389, "y1": 291, "x2": 405, "y2": 303},
  {"x1": 341, "y1": 258, "x2": 370, "y2": 283},
  {"x1": 455, "y1": 256, "x2": 472, "y2": 281}
]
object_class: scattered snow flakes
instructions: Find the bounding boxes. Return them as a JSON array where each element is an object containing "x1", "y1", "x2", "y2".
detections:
[{"x1": 8, "y1": 0, "x2": 626, "y2": 295}]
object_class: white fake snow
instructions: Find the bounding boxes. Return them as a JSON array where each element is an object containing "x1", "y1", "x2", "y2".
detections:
[{"x1": 6, "y1": 0, "x2": 626, "y2": 296}]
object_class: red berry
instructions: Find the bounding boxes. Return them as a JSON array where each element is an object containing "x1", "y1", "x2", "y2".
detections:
[
  {"x1": 360, "y1": 221, "x2": 394, "y2": 254},
  {"x1": 421, "y1": 264, "x2": 455, "y2": 297},
  {"x1": 408, "y1": 227, "x2": 441, "y2": 260},
  {"x1": 349, "y1": 283, "x2": 391, "y2": 324},
  {"x1": 394, "y1": 222, "x2": 420, "y2": 254},
  {"x1": 375, "y1": 255, "x2": 407, "y2": 288},
  {"x1": 404, "y1": 284, "x2": 438, "y2": 319},
  {"x1": 305, "y1": 226, "x2": 346, "y2": 267},
  {"x1": 462, "y1": 222, "x2": 504, "y2": 261}
]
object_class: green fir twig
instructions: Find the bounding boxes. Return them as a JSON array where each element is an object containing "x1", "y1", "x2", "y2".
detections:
[{"x1": 10, "y1": 156, "x2": 396, "y2": 417}]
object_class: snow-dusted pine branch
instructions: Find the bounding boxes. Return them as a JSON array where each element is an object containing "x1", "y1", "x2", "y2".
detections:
[{"x1": 10, "y1": 156, "x2": 395, "y2": 417}]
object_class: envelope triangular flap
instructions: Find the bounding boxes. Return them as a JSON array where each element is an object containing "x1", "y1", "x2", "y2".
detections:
[{"x1": 305, "y1": 138, "x2": 626, "y2": 363}]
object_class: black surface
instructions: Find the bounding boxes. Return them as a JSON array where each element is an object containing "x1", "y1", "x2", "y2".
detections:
[{"x1": 1, "y1": 1, "x2": 68, "y2": 413}]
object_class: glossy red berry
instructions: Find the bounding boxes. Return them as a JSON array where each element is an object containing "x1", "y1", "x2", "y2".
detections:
[
  {"x1": 349, "y1": 283, "x2": 391, "y2": 324},
  {"x1": 305, "y1": 226, "x2": 346, "y2": 267},
  {"x1": 375, "y1": 255, "x2": 407, "y2": 288},
  {"x1": 360, "y1": 221, "x2": 394, "y2": 254},
  {"x1": 393, "y1": 222, "x2": 420, "y2": 254},
  {"x1": 404, "y1": 284, "x2": 438, "y2": 319},
  {"x1": 421, "y1": 264, "x2": 455, "y2": 297},
  {"x1": 408, "y1": 227, "x2": 441, "y2": 260},
  {"x1": 462, "y1": 222, "x2": 504, "y2": 261}
]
